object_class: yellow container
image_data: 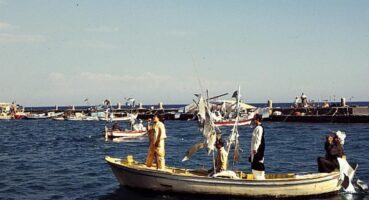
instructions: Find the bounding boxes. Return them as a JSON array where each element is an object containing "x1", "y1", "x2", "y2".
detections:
[
  {"x1": 127, "y1": 155, "x2": 134, "y2": 164},
  {"x1": 246, "y1": 174, "x2": 254, "y2": 180}
]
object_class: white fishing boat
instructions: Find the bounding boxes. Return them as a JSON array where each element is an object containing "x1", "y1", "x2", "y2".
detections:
[
  {"x1": 105, "y1": 156, "x2": 341, "y2": 198},
  {"x1": 104, "y1": 128, "x2": 147, "y2": 139},
  {"x1": 25, "y1": 113, "x2": 50, "y2": 119},
  {"x1": 213, "y1": 117, "x2": 252, "y2": 127},
  {"x1": 104, "y1": 119, "x2": 147, "y2": 139},
  {"x1": 0, "y1": 102, "x2": 26, "y2": 120},
  {"x1": 106, "y1": 88, "x2": 356, "y2": 198}
]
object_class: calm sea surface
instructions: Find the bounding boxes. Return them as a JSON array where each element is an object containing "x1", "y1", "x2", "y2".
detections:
[{"x1": 1, "y1": 120, "x2": 369, "y2": 200}]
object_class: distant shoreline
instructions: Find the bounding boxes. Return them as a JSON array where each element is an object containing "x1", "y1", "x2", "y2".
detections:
[{"x1": 23, "y1": 101, "x2": 369, "y2": 112}]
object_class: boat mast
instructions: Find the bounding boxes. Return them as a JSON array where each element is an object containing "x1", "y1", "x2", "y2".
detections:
[{"x1": 227, "y1": 86, "x2": 241, "y2": 167}]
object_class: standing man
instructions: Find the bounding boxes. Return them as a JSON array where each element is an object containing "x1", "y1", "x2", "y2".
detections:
[
  {"x1": 250, "y1": 114, "x2": 265, "y2": 180},
  {"x1": 145, "y1": 118, "x2": 155, "y2": 168},
  {"x1": 145, "y1": 115, "x2": 167, "y2": 169}
]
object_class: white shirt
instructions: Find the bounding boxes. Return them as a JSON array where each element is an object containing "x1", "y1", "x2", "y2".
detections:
[{"x1": 251, "y1": 125, "x2": 263, "y2": 153}]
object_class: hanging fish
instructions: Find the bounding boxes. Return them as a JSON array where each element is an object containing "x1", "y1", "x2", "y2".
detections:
[{"x1": 182, "y1": 142, "x2": 205, "y2": 162}]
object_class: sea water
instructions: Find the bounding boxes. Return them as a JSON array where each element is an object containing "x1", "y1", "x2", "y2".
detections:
[{"x1": 0, "y1": 120, "x2": 368, "y2": 199}]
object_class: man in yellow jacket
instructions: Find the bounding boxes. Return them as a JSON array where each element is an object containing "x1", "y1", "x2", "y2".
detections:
[
  {"x1": 215, "y1": 139, "x2": 228, "y2": 172},
  {"x1": 145, "y1": 115, "x2": 167, "y2": 169}
]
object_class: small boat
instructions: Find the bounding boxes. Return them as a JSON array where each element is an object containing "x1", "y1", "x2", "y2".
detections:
[
  {"x1": 52, "y1": 116, "x2": 65, "y2": 121},
  {"x1": 105, "y1": 156, "x2": 341, "y2": 198},
  {"x1": 104, "y1": 119, "x2": 147, "y2": 140},
  {"x1": 0, "y1": 102, "x2": 26, "y2": 120},
  {"x1": 25, "y1": 113, "x2": 50, "y2": 119},
  {"x1": 104, "y1": 129, "x2": 147, "y2": 139}
]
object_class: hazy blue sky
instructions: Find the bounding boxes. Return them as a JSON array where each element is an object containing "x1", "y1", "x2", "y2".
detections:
[{"x1": 1, "y1": 0, "x2": 368, "y2": 106}]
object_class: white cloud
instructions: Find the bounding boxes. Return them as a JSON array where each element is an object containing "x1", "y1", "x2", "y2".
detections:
[
  {"x1": 45, "y1": 71, "x2": 236, "y2": 104},
  {"x1": 85, "y1": 26, "x2": 120, "y2": 33},
  {"x1": 66, "y1": 40, "x2": 119, "y2": 49},
  {"x1": 0, "y1": 21, "x2": 16, "y2": 30},
  {"x1": 0, "y1": 0, "x2": 7, "y2": 6},
  {"x1": 163, "y1": 30, "x2": 195, "y2": 37},
  {"x1": 80, "y1": 72, "x2": 172, "y2": 82},
  {"x1": 0, "y1": 33, "x2": 47, "y2": 44}
]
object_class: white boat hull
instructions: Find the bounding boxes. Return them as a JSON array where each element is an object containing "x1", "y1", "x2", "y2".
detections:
[
  {"x1": 106, "y1": 156, "x2": 341, "y2": 198},
  {"x1": 214, "y1": 119, "x2": 252, "y2": 127},
  {"x1": 105, "y1": 129, "x2": 147, "y2": 139}
]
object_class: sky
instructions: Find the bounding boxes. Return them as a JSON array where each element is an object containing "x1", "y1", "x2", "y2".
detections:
[{"x1": 0, "y1": 0, "x2": 368, "y2": 106}]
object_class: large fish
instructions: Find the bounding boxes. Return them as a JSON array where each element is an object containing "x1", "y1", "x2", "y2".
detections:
[
  {"x1": 182, "y1": 95, "x2": 218, "y2": 161},
  {"x1": 337, "y1": 157, "x2": 358, "y2": 193},
  {"x1": 182, "y1": 142, "x2": 205, "y2": 162}
]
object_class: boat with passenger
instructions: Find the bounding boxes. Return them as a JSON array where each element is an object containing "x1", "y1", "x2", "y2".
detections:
[
  {"x1": 105, "y1": 155, "x2": 341, "y2": 198},
  {"x1": 104, "y1": 119, "x2": 147, "y2": 139},
  {"x1": 106, "y1": 89, "x2": 360, "y2": 198}
]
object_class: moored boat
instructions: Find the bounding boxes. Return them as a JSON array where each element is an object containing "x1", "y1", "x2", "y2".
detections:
[
  {"x1": 104, "y1": 127, "x2": 147, "y2": 139},
  {"x1": 25, "y1": 113, "x2": 50, "y2": 119},
  {"x1": 214, "y1": 118, "x2": 252, "y2": 127},
  {"x1": 105, "y1": 156, "x2": 341, "y2": 198}
]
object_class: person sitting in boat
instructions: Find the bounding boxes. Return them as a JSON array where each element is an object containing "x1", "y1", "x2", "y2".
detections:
[
  {"x1": 215, "y1": 139, "x2": 228, "y2": 173},
  {"x1": 317, "y1": 134, "x2": 344, "y2": 173},
  {"x1": 133, "y1": 119, "x2": 146, "y2": 131},
  {"x1": 112, "y1": 122, "x2": 121, "y2": 131}
]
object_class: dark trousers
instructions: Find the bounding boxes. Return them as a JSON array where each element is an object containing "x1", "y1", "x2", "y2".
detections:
[
  {"x1": 252, "y1": 159, "x2": 265, "y2": 171},
  {"x1": 317, "y1": 157, "x2": 339, "y2": 173}
]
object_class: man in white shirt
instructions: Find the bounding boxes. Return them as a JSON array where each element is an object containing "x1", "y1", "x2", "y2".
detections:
[{"x1": 250, "y1": 114, "x2": 265, "y2": 180}]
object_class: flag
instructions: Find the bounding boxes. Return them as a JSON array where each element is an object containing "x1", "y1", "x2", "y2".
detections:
[{"x1": 232, "y1": 90, "x2": 238, "y2": 98}]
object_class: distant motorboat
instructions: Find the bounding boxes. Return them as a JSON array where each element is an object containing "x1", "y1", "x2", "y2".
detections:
[
  {"x1": 104, "y1": 119, "x2": 147, "y2": 139},
  {"x1": 52, "y1": 116, "x2": 65, "y2": 121},
  {"x1": 25, "y1": 113, "x2": 50, "y2": 120},
  {"x1": 213, "y1": 118, "x2": 252, "y2": 127},
  {"x1": 104, "y1": 127, "x2": 147, "y2": 139},
  {"x1": 0, "y1": 102, "x2": 25, "y2": 120}
]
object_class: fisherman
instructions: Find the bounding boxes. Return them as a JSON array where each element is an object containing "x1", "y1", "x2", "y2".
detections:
[
  {"x1": 317, "y1": 134, "x2": 344, "y2": 173},
  {"x1": 301, "y1": 93, "x2": 308, "y2": 107},
  {"x1": 249, "y1": 114, "x2": 265, "y2": 180},
  {"x1": 145, "y1": 115, "x2": 167, "y2": 169},
  {"x1": 293, "y1": 96, "x2": 300, "y2": 108},
  {"x1": 215, "y1": 139, "x2": 228, "y2": 173}
]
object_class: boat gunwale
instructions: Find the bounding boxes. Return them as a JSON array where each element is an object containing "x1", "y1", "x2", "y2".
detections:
[{"x1": 105, "y1": 156, "x2": 340, "y2": 187}]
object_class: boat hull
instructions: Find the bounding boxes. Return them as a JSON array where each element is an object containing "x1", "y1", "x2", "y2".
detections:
[
  {"x1": 105, "y1": 130, "x2": 147, "y2": 138},
  {"x1": 105, "y1": 156, "x2": 341, "y2": 198},
  {"x1": 214, "y1": 119, "x2": 252, "y2": 127}
]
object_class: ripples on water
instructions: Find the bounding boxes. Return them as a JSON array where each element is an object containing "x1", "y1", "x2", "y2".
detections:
[{"x1": 0, "y1": 120, "x2": 368, "y2": 199}]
